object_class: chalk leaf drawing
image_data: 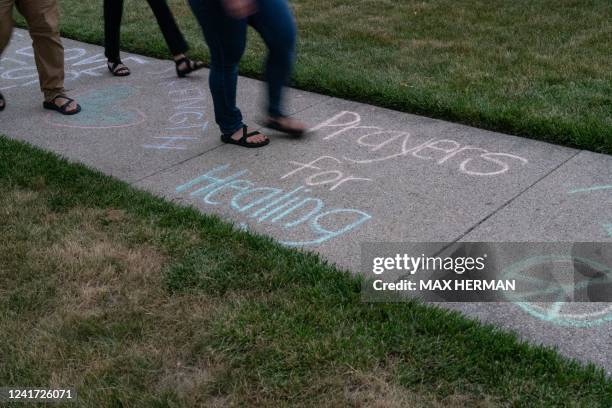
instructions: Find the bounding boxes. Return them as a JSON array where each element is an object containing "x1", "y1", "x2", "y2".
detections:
[
  {"x1": 46, "y1": 85, "x2": 146, "y2": 129},
  {"x1": 502, "y1": 254, "x2": 612, "y2": 328},
  {"x1": 568, "y1": 185, "x2": 612, "y2": 194}
]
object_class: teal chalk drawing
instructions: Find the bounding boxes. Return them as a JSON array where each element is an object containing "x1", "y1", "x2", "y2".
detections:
[
  {"x1": 46, "y1": 85, "x2": 146, "y2": 129},
  {"x1": 568, "y1": 185, "x2": 612, "y2": 194},
  {"x1": 604, "y1": 223, "x2": 612, "y2": 238},
  {"x1": 501, "y1": 254, "x2": 612, "y2": 328}
]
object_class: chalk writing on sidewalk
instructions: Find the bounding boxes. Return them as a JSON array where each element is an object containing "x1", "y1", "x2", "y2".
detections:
[
  {"x1": 142, "y1": 80, "x2": 208, "y2": 150},
  {"x1": 504, "y1": 254, "x2": 612, "y2": 327},
  {"x1": 176, "y1": 164, "x2": 372, "y2": 246},
  {"x1": 0, "y1": 46, "x2": 147, "y2": 91},
  {"x1": 568, "y1": 185, "x2": 612, "y2": 194},
  {"x1": 312, "y1": 111, "x2": 529, "y2": 176},
  {"x1": 46, "y1": 85, "x2": 146, "y2": 129},
  {"x1": 280, "y1": 156, "x2": 372, "y2": 192}
]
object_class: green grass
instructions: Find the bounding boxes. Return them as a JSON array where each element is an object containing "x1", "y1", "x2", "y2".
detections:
[
  {"x1": 14, "y1": 0, "x2": 612, "y2": 153},
  {"x1": 1, "y1": 134, "x2": 611, "y2": 407}
]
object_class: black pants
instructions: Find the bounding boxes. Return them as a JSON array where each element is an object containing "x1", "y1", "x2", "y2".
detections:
[{"x1": 104, "y1": 0, "x2": 188, "y2": 62}]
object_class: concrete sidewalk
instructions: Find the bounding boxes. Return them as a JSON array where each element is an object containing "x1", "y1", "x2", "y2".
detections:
[{"x1": 1, "y1": 30, "x2": 611, "y2": 373}]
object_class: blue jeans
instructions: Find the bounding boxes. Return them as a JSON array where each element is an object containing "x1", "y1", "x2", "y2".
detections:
[{"x1": 188, "y1": 0, "x2": 297, "y2": 135}]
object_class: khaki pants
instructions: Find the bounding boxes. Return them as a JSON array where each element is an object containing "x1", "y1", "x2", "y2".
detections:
[{"x1": 0, "y1": 0, "x2": 65, "y2": 101}]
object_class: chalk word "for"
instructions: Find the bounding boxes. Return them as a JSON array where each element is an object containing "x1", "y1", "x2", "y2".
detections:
[
  {"x1": 176, "y1": 165, "x2": 372, "y2": 246},
  {"x1": 281, "y1": 156, "x2": 372, "y2": 191},
  {"x1": 311, "y1": 111, "x2": 529, "y2": 176}
]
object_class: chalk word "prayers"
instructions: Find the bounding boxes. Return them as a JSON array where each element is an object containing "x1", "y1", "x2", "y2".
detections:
[
  {"x1": 312, "y1": 111, "x2": 529, "y2": 176},
  {"x1": 176, "y1": 165, "x2": 372, "y2": 246}
]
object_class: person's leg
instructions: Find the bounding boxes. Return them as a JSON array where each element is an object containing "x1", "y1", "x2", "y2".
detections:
[
  {"x1": 103, "y1": 0, "x2": 130, "y2": 76},
  {"x1": 248, "y1": 0, "x2": 305, "y2": 134},
  {"x1": 188, "y1": 0, "x2": 267, "y2": 145},
  {"x1": 16, "y1": 0, "x2": 79, "y2": 113},
  {"x1": 146, "y1": 0, "x2": 188, "y2": 56},
  {"x1": 188, "y1": 0, "x2": 246, "y2": 135},
  {"x1": 145, "y1": 0, "x2": 204, "y2": 77},
  {"x1": 104, "y1": 0, "x2": 123, "y2": 62},
  {"x1": 0, "y1": 0, "x2": 15, "y2": 111},
  {"x1": 248, "y1": 0, "x2": 296, "y2": 119},
  {"x1": 0, "y1": 0, "x2": 14, "y2": 55}
]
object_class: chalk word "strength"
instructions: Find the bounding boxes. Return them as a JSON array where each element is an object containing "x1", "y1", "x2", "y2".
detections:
[
  {"x1": 143, "y1": 82, "x2": 209, "y2": 150},
  {"x1": 312, "y1": 111, "x2": 529, "y2": 176},
  {"x1": 176, "y1": 165, "x2": 372, "y2": 246}
]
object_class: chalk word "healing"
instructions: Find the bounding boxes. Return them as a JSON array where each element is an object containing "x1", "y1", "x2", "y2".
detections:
[
  {"x1": 176, "y1": 165, "x2": 372, "y2": 246},
  {"x1": 312, "y1": 111, "x2": 529, "y2": 176}
]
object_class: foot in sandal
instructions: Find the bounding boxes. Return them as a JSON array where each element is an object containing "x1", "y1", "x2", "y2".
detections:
[
  {"x1": 265, "y1": 116, "x2": 307, "y2": 136},
  {"x1": 107, "y1": 60, "x2": 131, "y2": 77},
  {"x1": 43, "y1": 95, "x2": 81, "y2": 115},
  {"x1": 174, "y1": 54, "x2": 206, "y2": 78},
  {"x1": 221, "y1": 125, "x2": 269, "y2": 148}
]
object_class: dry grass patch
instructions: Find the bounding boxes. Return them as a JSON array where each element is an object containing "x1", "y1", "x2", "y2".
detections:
[
  {"x1": 0, "y1": 188, "x2": 231, "y2": 406},
  {"x1": 343, "y1": 366, "x2": 497, "y2": 408}
]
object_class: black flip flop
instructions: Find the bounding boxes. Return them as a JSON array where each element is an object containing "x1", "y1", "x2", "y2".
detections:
[
  {"x1": 43, "y1": 95, "x2": 81, "y2": 115},
  {"x1": 221, "y1": 125, "x2": 269, "y2": 148},
  {"x1": 0, "y1": 92, "x2": 5, "y2": 111},
  {"x1": 265, "y1": 117, "x2": 306, "y2": 137},
  {"x1": 108, "y1": 61, "x2": 130, "y2": 77},
  {"x1": 176, "y1": 57, "x2": 205, "y2": 78}
]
